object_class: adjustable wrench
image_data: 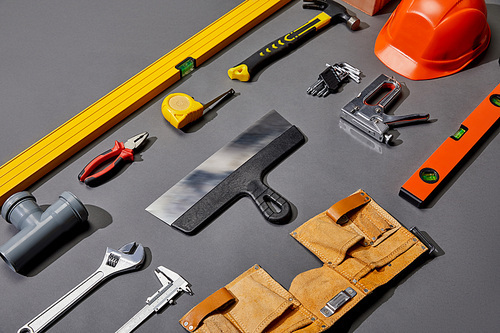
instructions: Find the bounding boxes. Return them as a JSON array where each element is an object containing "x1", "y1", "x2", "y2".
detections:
[
  {"x1": 116, "y1": 266, "x2": 193, "y2": 333},
  {"x1": 18, "y1": 242, "x2": 145, "y2": 333}
]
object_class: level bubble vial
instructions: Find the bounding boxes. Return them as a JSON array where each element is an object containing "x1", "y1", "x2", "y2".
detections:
[
  {"x1": 419, "y1": 168, "x2": 439, "y2": 184},
  {"x1": 489, "y1": 94, "x2": 500, "y2": 107}
]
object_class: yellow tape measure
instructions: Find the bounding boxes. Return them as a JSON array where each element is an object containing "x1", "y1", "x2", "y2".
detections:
[
  {"x1": 162, "y1": 89, "x2": 235, "y2": 128},
  {"x1": 0, "y1": 0, "x2": 292, "y2": 205}
]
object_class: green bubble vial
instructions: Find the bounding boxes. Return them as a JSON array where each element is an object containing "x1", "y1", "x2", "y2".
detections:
[
  {"x1": 419, "y1": 168, "x2": 439, "y2": 184},
  {"x1": 490, "y1": 94, "x2": 500, "y2": 107},
  {"x1": 451, "y1": 126, "x2": 467, "y2": 140},
  {"x1": 175, "y1": 57, "x2": 196, "y2": 77}
]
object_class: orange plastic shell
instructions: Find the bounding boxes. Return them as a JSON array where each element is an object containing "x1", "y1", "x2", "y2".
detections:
[
  {"x1": 400, "y1": 84, "x2": 500, "y2": 207},
  {"x1": 375, "y1": 0, "x2": 491, "y2": 80}
]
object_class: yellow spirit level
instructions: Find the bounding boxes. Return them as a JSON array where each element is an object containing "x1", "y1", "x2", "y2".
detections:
[
  {"x1": 0, "y1": 0, "x2": 292, "y2": 206},
  {"x1": 400, "y1": 83, "x2": 500, "y2": 207}
]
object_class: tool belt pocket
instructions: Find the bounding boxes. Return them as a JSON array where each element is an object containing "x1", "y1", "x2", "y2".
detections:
[
  {"x1": 291, "y1": 190, "x2": 398, "y2": 265},
  {"x1": 181, "y1": 190, "x2": 429, "y2": 333},
  {"x1": 181, "y1": 265, "x2": 316, "y2": 333},
  {"x1": 291, "y1": 189, "x2": 425, "y2": 289}
]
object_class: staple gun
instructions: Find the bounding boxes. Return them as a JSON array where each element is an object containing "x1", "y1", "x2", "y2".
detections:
[{"x1": 340, "y1": 74, "x2": 430, "y2": 144}]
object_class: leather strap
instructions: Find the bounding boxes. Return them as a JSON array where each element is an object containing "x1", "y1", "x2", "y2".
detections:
[
  {"x1": 326, "y1": 191, "x2": 371, "y2": 223},
  {"x1": 180, "y1": 287, "x2": 235, "y2": 332}
]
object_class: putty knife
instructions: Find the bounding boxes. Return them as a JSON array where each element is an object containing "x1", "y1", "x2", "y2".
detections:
[{"x1": 145, "y1": 110, "x2": 305, "y2": 234}]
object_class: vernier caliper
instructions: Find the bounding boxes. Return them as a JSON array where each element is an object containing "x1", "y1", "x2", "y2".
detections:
[{"x1": 116, "y1": 266, "x2": 193, "y2": 333}]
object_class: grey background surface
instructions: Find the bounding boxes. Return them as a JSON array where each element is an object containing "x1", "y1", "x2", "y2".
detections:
[{"x1": 0, "y1": 0, "x2": 499, "y2": 332}]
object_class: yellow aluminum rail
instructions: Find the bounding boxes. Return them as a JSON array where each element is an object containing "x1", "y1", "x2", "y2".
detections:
[{"x1": 0, "y1": 0, "x2": 292, "y2": 205}]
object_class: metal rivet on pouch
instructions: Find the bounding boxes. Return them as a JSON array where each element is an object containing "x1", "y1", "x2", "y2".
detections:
[
  {"x1": 352, "y1": 279, "x2": 357, "y2": 284},
  {"x1": 413, "y1": 238, "x2": 417, "y2": 242},
  {"x1": 311, "y1": 317, "x2": 316, "y2": 321},
  {"x1": 381, "y1": 228, "x2": 385, "y2": 231},
  {"x1": 184, "y1": 322, "x2": 188, "y2": 326},
  {"x1": 388, "y1": 263, "x2": 392, "y2": 267},
  {"x1": 292, "y1": 232, "x2": 297, "y2": 236},
  {"x1": 254, "y1": 265, "x2": 259, "y2": 270},
  {"x1": 289, "y1": 297, "x2": 293, "y2": 302},
  {"x1": 364, "y1": 289, "x2": 369, "y2": 293},
  {"x1": 322, "y1": 325, "x2": 326, "y2": 328},
  {"x1": 370, "y1": 241, "x2": 374, "y2": 245},
  {"x1": 189, "y1": 326, "x2": 194, "y2": 331},
  {"x1": 372, "y1": 237, "x2": 376, "y2": 241},
  {"x1": 422, "y1": 245, "x2": 426, "y2": 250},
  {"x1": 328, "y1": 261, "x2": 332, "y2": 265},
  {"x1": 389, "y1": 225, "x2": 394, "y2": 228}
]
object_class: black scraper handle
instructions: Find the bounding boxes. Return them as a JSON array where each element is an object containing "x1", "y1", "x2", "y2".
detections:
[
  {"x1": 171, "y1": 124, "x2": 305, "y2": 234},
  {"x1": 246, "y1": 179, "x2": 292, "y2": 224}
]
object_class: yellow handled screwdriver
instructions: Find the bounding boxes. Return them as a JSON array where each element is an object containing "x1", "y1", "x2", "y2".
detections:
[{"x1": 162, "y1": 88, "x2": 235, "y2": 128}]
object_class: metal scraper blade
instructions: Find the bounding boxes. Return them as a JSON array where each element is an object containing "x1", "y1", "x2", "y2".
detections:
[{"x1": 145, "y1": 110, "x2": 304, "y2": 233}]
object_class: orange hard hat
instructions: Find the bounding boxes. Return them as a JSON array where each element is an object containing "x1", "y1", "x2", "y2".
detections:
[{"x1": 374, "y1": 0, "x2": 491, "y2": 80}]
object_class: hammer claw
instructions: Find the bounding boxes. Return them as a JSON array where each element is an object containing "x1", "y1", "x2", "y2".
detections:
[
  {"x1": 303, "y1": 3, "x2": 325, "y2": 11},
  {"x1": 303, "y1": 0, "x2": 360, "y2": 31}
]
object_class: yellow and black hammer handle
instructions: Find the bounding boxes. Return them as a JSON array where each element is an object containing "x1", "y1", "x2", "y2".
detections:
[{"x1": 228, "y1": 0, "x2": 359, "y2": 82}]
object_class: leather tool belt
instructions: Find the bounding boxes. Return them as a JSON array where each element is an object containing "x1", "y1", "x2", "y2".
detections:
[{"x1": 180, "y1": 190, "x2": 431, "y2": 332}]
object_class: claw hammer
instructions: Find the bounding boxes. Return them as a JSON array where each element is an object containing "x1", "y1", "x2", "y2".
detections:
[{"x1": 228, "y1": 0, "x2": 360, "y2": 81}]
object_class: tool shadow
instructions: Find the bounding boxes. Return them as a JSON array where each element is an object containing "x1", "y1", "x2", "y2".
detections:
[
  {"x1": 180, "y1": 92, "x2": 239, "y2": 133},
  {"x1": 79, "y1": 136, "x2": 157, "y2": 188},
  {"x1": 170, "y1": 130, "x2": 308, "y2": 236},
  {"x1": 341, "y1": 82, "x2": 435, "y2": 148},
  {"x1": 15, "y1": 205, "x2": 112, "y2": 277},
  {"x1": 325, "y1": 233, "x2": 443, "y2": 332},
  {"x1": 464, "y1": 3, "x2": 500, "y2": 70},
  {"x1": 420, "y1": 118, "x2": 500, "y2": 209},
  {"x1": 248, "y1": 14, "x2": 369, "y2": 83}
]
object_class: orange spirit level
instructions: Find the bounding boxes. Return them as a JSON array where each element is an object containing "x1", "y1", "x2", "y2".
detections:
[{"x1": 400, "y1": 83, "x2": 500, "y2": 207}]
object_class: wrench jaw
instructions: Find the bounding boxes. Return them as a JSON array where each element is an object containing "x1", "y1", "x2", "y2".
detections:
[
  {"x1": 100, "y1": 242, "x2": 146, "y2": 276},
  {"x1": 17, "y1": 242, "x2": 146, "y2": 333}
]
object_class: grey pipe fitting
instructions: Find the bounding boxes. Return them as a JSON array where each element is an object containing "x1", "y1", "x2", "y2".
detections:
[{"x1": 0, "y1": 191, "x2": 88, "y2": 272}]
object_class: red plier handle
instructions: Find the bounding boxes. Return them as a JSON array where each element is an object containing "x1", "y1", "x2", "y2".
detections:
[{"x1": 78, "y1": 141, "x2": 134, "y2": 186}]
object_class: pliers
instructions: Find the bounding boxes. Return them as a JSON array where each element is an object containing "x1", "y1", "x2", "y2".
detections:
[{"x1": 78, "y1": 132, "x2": 149, "y2": 186}]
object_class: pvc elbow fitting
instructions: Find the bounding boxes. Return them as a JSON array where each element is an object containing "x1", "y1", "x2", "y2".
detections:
[{"x1": 0, "y1": 191, "x2": 88, "y2": 272}]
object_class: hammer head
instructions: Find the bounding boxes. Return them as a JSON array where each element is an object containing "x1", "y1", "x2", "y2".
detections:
[{"x1": 303, "y1": 0, "x2": 360, "y2": 30}]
